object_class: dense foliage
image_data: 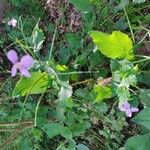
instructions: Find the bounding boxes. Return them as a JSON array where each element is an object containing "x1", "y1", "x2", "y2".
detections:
[{"x1": 0, "y1": 0, "x2": 150, "y2": 149}]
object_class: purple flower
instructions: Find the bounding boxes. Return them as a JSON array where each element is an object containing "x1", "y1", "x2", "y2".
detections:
[
  {"x1": 119, "y1": 101, "x2": 139, "y2": 117},
  {"x1": 7, "y1": 50, "x2": 34, "y2": 77},
  {"x1": 8, "y1": 18, "x2": 17, "y2": 28}
]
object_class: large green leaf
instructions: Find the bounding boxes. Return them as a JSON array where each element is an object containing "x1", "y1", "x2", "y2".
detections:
[
  {"x1": 138, "y1": 70, "x2": 150, "y2": 86},
  {"x1": 124, "y1": 133, "x2": 150, "y2": 150},
  {"x1": 132, "y1": 108, "x2": 150, "y2": 130},
  {"x1": 12, "y1": 72, "x2": 49, "y2": 97},
  {"x1": 90, "y1": 31, "x2": 134, "y2": 60}
]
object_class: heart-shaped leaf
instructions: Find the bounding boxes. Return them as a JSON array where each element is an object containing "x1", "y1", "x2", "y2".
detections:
[{"x1": 90, "y1": 31, "x2": 134, "y2": 60}]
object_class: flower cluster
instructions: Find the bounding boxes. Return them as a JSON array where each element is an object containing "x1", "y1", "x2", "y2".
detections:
[
  {"x1": 7, "y1": 50, "x2": 34, "y2": 77},
  {"x1": 119, "y1": 101, "x2": 139, "y2": 117}
]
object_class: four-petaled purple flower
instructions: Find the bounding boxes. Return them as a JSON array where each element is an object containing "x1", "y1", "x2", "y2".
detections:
[
  {"x1": 8, "y1": 18, "x2": 17, "y2": 28},
  {"x1": 7, "y1": 50, "x2": 34, "y2": 77},
  {"x1": 119, "y1": 101, "x2": 139, "y2": 117}
]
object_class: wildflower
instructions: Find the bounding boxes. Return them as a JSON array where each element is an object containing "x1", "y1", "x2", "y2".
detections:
[
  {"x1": 7, "y1": 50, "x2": 34, "y2": 77},
  {"x1": 8, "y1": 18, "x2": 17, "y2": 28},
  {"x1": 119, "y1": 101, "x2": 139, "y2": 117}
]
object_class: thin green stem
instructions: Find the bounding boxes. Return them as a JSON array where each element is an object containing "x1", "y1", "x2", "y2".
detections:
[
  {"x1": 124, "y1": 8, "x2": 135, "y2": 44},
  {"x1": 34, "y1": 91, "x2": 45, "y2": 127},
  {"x1": 58, "y1": 71, "x2": 99, "y2": 75},
  {"x1": 48, "y1": 25, "x2": 57, "y2": 61}
]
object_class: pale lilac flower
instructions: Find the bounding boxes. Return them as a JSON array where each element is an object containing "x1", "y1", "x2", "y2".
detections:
[
  {"x1": 7, "y1": 50, "x2": 34, "y2": 77},
  {"x1": 8, "y1": 18, "x2": 17, "y2": 28},
  {"x1": 119, "y1": 101, "x2": 139, "y2": 117}
]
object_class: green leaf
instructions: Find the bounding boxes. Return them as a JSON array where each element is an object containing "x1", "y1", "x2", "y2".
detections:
[
  {"x1": 132, "y1": 108, "x2": 150, "y2": 130},
  {"x1": 91, "y1": 85, "x2": 112, "y2": 102},
  {"x1": 124, "y1": 133, "x2": 150, "y2": 150},
  {"x1": 138, "y1": 70, "x2": 150, "y2": 86},
  {"x1": 12, "y1": 72, "x2": 49, "y2": 97},
  {"x1": 72, "y1": 122, "x2": 91, "y2": 136},
  {"x1": 31, "y1": 23, "x2": 45, "y2": 52},
  {"x1": 58, "y1": 82, "x2": 73, "y2": 101},
  {"x1": 69, "y1": 0, "x2": 92, "y2": 12},
  {"x1": 19, "y1": 138, "x2": 32, "y2": 150},
  {"x1": 61, "y1": 127, "x2": 72, "y2": 139},
  {"x1": 139, "y1": 89, "x2": 150, "y2": 107},
  {"x1": 90, "y1": 31, "x2": 134, "y2": 60},
  {"x1": 114, "y1": 0, "x2": 129, "y2": 12},
  {"x1": 42, "y1": 123, "x2": 63, "y2": 138}
]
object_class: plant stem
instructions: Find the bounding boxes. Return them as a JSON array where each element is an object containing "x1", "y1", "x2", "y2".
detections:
[{"x1": 124, "y1": 8, "x2": 135, "y2": 44}]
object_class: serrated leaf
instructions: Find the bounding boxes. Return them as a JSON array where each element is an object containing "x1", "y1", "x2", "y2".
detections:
[
  {"x1": 61, "y1": 127, "x2": 72, "y2": 139},
  {"x1": 132, "y1": 108, "x2": 150, "y2": 130},
  {"x1": 91, "y1": 85, "x2": 112, "y2": 102},
  {"x1": 72, "y1": 122, "x2": 91, "y2": 136},
  {"x1": 42, "y1": 123, "x2": 63, "y2": 138},
  {"x1": 12, "y1": 72, "x2": 49, "y2": 97},
  {"x1": 90, "y1": 31, "x2": 134, "y2": 60}
]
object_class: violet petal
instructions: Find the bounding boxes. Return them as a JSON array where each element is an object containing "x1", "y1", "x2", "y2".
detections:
[
  {"x1": 131, "y1": 107, "x2": 139, "y2": 113},
  {"x1": 20, "y1": 55, "x2": 34, "y2": 68},
  {"x1": 11, "y1": 65, "x2": 17, "y2": 77},
  {"x1": 119, "y1": 101, "x2": 130, "y2": 112},
  {"x1": 126, "y1": 110, "x2": 132, "y2": 117},
  {"x1": 19, "y1": 68, "x2": 31, "y2": 77},
  {"x1": 7, "y1": 50, "x2": 18, "y2": 64}
]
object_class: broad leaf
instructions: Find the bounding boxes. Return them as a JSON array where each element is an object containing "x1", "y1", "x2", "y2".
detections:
[
  {"x1": 91, "y1": 85, "x2": 112, "y2": 102},
  {"x1": 124, "y1": 133, "x2": 150, "y2": 150},
  {"x1": 90, "y1": 31, "x2": 134, "y2": 60},
  {"x1": 138, "y1": 70, "x2": 150, "y2": 86},
  {"x1": 132, "y1": 108, "x2": 150, "y2": 130},
  {"x1": 72, "y1": 122, "x2": 91, "y2": 136},
  {"x1": 12, "y1": 72, "x2": 49, "y2": 97}
]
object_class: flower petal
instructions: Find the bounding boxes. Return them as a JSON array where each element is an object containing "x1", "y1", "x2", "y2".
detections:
[
  {"x1": 131, "y1": 107, "x2": 139, "y2": 113},
  {"x1": 7, "y1": 50, "x2": 18, "y2": 64},
  {"x1": 19, "y1": 68, "x2": 31, "y2": 77},
  {"x1": 126, "y1": 110, "x2": 132, "y2": 117},
  {"x1": 20, "y1": 55, "x2": 34, "y2": 68},
  {"x1": 11, "y1": 65, "x2": 17, "y2": 77},
  {"x1": 119, "y1": 101, "x2": 130, "y2": 112}
]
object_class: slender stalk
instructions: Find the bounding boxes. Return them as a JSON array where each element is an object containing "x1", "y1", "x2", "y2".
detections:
[
  {"x1": 34, "y1": 91, "x2": 45, "y2": 127},
  {"x1": 58, "y1": 71, "x2": 99, "y2": 75},
  {"x1": 48, "y1": 25, "x2": 57, "y2": 61},
  {"x1": 124, "y1": 8, "x2": 135, "y2": 43}
]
